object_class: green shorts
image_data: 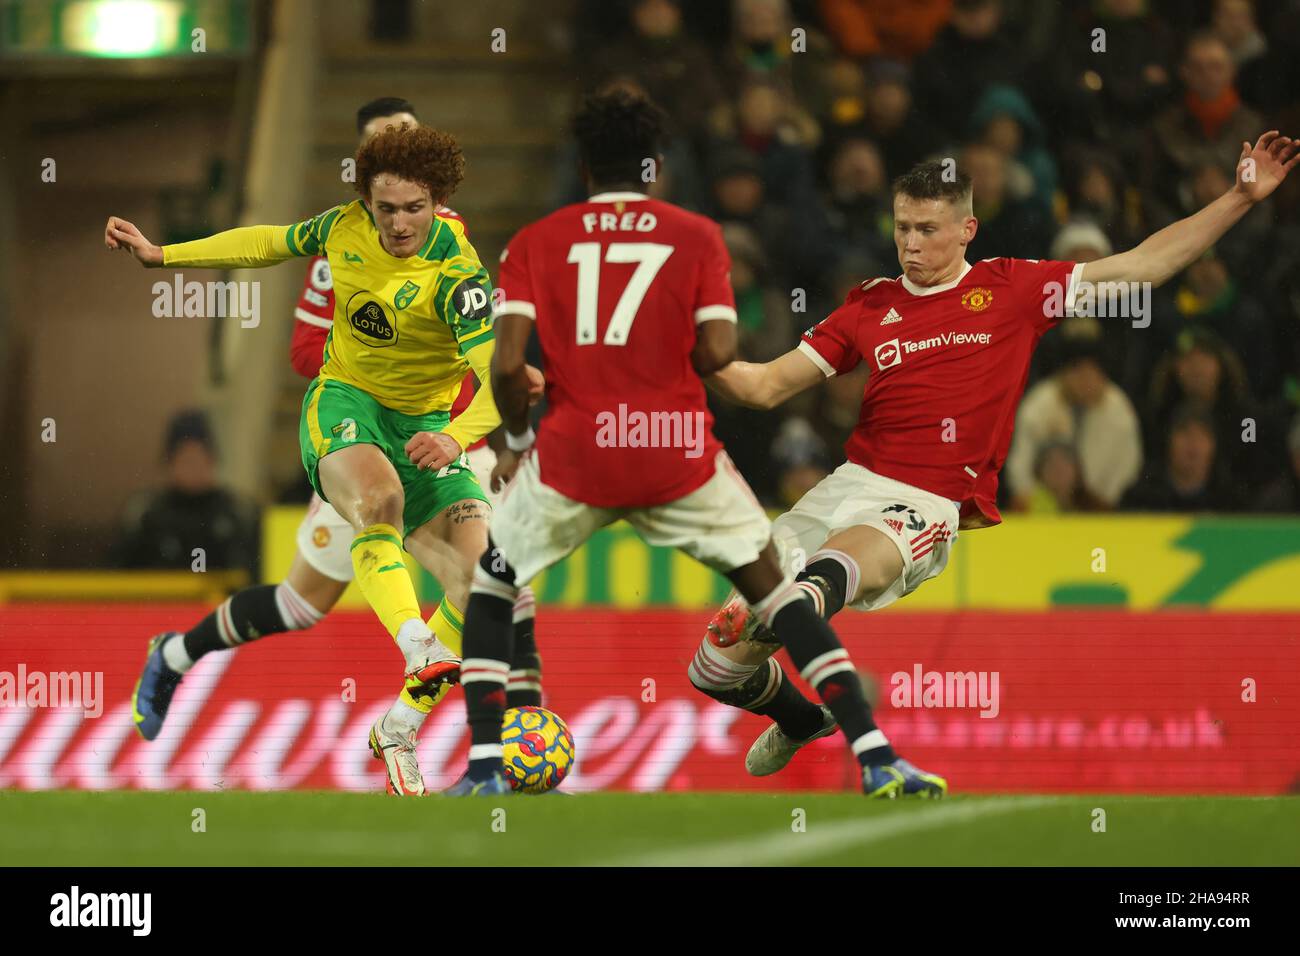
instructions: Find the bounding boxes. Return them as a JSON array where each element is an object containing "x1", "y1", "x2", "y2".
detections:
[{"x1": 300, "y1": 377, "x2": 487, "y2": 537}]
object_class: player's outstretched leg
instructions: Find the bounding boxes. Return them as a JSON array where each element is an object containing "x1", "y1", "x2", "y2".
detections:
[
  {"x1": 132, "y1": 577, "x2": 329, "y2": 740},
  {"x1": 445, "y1": 538, "x2": 518, "y2": 796},
  {"x1": 688, "y1": 635, "x2": 834, "y2": 775},
  {"x1": 725, "y1": 543, "x2": 945, "y2": 798}
]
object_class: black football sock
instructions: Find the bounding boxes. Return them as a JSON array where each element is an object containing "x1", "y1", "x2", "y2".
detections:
[
  {"x1": 688, "y1": 640, "x2": 825, "y2": 740},
  {"x1": 794, "y1": 553, "x2": 852, "y2": 619},
  {"x1": 758, "y1": 584, "x2": 897, "y2": 768},
  {"x1": 507, "y1": 586, "x2": 542, "y2": 708},
  {"x1": 752, "y1": 663, "x2": 828, "y2": 739},
  {"x1": 178, "y1": 583, "x2": 321, "y2": 672},
  {"x1": 462, "y1": 541, "x2": 518, "y2": 782}
]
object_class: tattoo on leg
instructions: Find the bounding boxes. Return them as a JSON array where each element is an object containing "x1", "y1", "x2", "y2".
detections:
[{"x1": 444, "y1": 500, "x2": 489, "y2": 525}]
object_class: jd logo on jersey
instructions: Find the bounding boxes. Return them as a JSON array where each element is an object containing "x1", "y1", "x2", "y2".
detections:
[
  {"x1": 347, "y1": 292, "x2": 398, "y2": 347},
  {"x1": 393, "y1": 281, "x2": 420, "y2": 311},
  {"x1": 456, "y1": 282, "x2": 492, "y2": 320}
]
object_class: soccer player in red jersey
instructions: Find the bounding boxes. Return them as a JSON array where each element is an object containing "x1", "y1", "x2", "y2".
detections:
[
  {"x1": 702, "y1": 131, "x2": 1297, "y2": 782},
  {"x1": 448, "y1": 91, "x2": 941, "y2": 798}
]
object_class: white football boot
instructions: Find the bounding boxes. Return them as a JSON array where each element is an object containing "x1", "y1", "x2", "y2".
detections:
[
  {"x1": 368, "y1": 716, "x2": 426, "y2": 796},
  {"x1": 744, "y1": 705, "x2": 838, "y2": 776}
]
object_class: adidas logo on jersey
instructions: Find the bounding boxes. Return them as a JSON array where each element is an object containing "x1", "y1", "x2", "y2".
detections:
[{"x1": 880, "y1": 308, "x2": 902, "y2": 325}]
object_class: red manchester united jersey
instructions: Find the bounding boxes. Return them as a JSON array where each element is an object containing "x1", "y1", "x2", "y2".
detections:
[
  {"x1": 800, "y1": 257, "x2": 1084, "y2": 528},
  {"x1": 288, "y1": 207, "x2": 484, "y2": 450},
  {"x1": 494, "y1": 191, "x2": 737, "y2": 507}
]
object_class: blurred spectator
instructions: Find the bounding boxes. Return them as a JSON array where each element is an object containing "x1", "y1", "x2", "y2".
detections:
[
  {"x1": 912, "y1": 0, "x2": 1025, "y2": 135},
  {"x1": 592, "y1": 0, "x2": 728, "y2": 142},
  {"x1": 114, "y1": 411, "x2": 260, "y2": 576},
  {"x1": 1060, "y1": 149, "x2": 1146, "y2": 253},
  {"x1": 1042, "y1": 0, "x2": 1175, "y2": 159},
  {"x1": 1143, "y1": 31, "x2": 1263, "y2": 227},
  {"x1": 1149, "y1": 247, "x2": 1277, "y2": 395},
  {"x1": 724, "y1": 222, "x2": 796, "y2": 361},
  {"x1": 1051, "y1": 219, "x2": 1112, "y2": 263},
  {"x1": 723, "y1": 0, "x2": 834, "y2": 113},
  {"x1": 771, "y1": 417, "x2": 833, "y2": 508},
  {"x1": 824, "y1": 58, "x2": 945, "y2": 180},
  {"x1": 708, "y1": 146, "x2": 787, "y2": 268},
  {"x1": 1122, "y1": 404, "x2": 1245, "y2": 511},
  {"x1": 1178, "y1": 159, "x2": 1272, "y2": 276},
  {"x1": 1256, "y1": 411, "x2": 1300, "y2": 511},
  {"x1": 1006, "y1": 317, "x2": 1143, "y2": 510},
  {"x1": 970, "y1": 84, "x2": 1058, "y2": 214},
  {"x1": 961, "y1": 141, "x2": 1054, "y2": 260},
  {"x1": 1024, "y1": 441, "x2": 1110, "y2": 513},
  {"x1": 1209, "y1": 0, "x2": 1270, "y2": 110},
  {"x1": 714, "y1": 77, "x2": 821, "y2": 203},
  {"x1": 1031, "y1": 220, "x2": 1124, "y2": 381},
  {"x1": 706, "y1": 144, "x2": 833, "y2": 296},
  {"x1": 822, "y1": 137, "x2": 895, "y2": 275},
  {"x1": 1144, "y1": 326, "x2": 1271, "y2": 493},
  {"x1": 816, "y1": 0, "x2": 951, "y2": 60}
]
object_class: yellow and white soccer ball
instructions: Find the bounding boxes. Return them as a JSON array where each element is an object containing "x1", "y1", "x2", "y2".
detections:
[{"x1": 500, "y1": 706, "x2": 575, "y2": 794}]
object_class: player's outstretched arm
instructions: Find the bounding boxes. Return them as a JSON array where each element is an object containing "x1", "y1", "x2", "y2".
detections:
[
  {"x1": 107, "y1": 215, "x2": 311, "y2": 270},
  {"x1": 1081, "y1": 131, "x2": 1298, "y2": 289},
  {"x1": 707, "y1": 347, "x2": 824, "y2": 411},
  {"x1": 104, "y1": 216, "x2": 163, "y2": 266}
]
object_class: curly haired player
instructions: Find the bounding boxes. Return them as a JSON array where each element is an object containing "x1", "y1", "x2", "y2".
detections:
[{"x1": 107, "y1": 118, "x2": 541, "y2": 795}]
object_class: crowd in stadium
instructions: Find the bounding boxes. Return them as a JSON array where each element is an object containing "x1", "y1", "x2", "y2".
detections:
[
  {"x1": 112, "y1": 0, "x2": 1300, "y2": 576},
  {"x1": 565, "y1": 0, "x2": 1300, "y2": 515}
]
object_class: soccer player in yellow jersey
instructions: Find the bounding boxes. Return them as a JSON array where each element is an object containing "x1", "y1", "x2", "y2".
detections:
[{"x1": 106, "y1": 124, "x2": 517, "y2": 794}]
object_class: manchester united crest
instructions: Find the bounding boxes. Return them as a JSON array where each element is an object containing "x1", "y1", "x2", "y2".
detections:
[
  {"x1": 312, "y1": 527, "x2": 331, "y2": 548},
  {"x1": 961, "y1": 287, "x2": 993, "y2": 312}
]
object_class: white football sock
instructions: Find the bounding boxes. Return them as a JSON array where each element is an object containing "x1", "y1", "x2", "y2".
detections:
[
  {"x1": 162, "y1": 634, "x2": 194, "y2": 673},
  {"x1": 383, "y1": 696, "x2": 427, "y2": 736},
  {"x1": 394, "y1": 617, "x2": 434, "y2": 667}
]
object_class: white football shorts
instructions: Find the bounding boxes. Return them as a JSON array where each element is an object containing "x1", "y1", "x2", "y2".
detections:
[
  {"x1": 489, "y1": 449, "x2": 772, "y2": 587},
  {"x1": 770, "y1": 461, "x2": 959, "y2": 611}
]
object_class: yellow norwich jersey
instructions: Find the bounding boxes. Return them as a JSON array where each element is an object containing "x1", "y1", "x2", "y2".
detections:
[{"x1": 162, "y1": 200, "x2": 497, "y2": 425}]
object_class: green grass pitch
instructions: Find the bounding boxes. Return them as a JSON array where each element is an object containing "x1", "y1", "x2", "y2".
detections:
[{"x1": 2, "y1": 791, "x2": 1298, "y2": 866}]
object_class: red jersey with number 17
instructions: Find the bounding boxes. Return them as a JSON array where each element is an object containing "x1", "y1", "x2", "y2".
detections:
[
  {"x1": 799, "y1": 257, "x2": 1084, "y2": 529},
  {"x1": 494, "y1": 192, "x2": 737, "y2": 507}
]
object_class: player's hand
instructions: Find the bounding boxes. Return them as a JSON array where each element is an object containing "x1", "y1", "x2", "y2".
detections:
[
  {"x1": 524, "y1": 364, "x2": 545, "y2": 406},
  {"x1": 1234, "y1": 131, "x2": 1299, "y2": 203},
  {"x1": 490, "y1": 448, "x2": 522, "y2": 492},
  {"x1": 406, "y1": 431, "x2": 461, "y2": 472},
  {"x1": 104, "y1": 216, "x2": 164, "y2": 266}
]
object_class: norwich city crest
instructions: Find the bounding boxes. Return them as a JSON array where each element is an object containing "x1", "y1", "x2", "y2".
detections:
[{"x1": 393, "y1": 280, "x2": 420, "y2": 310}]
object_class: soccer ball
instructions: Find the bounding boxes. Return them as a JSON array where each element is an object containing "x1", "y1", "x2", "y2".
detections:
[{"x1": 500, "y1": 706, "x2": 575, "y2": 794}]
